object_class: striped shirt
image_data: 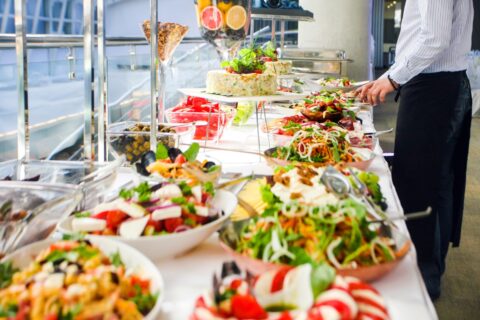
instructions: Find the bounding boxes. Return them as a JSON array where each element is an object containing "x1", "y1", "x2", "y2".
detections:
[{"x1": 388, "y1": 0, "x2": 474, "y2": 85}]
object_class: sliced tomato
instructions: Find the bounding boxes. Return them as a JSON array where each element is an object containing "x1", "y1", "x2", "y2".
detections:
[
  {"x1": 146, "y1": 218, "x2": 164, "y2": 232},
  {"x1": 231, "y1": 295, "x2": 267, "y2": 320},
  {"x1": 106, "y1": 210, "x2": 128, "y2": 230},
  {"x1": 230, "y1": 279, "x2": 243, "y2": 290},
  {"x1": 277, "y1": 312, "x2": 294, "y2": 320},
  {"x1": 131, "y1": 275, "x2": 150, "y2": 291},
  {"x1": 271, "y1": 266, "x2": 293, "y2": 293},
  {"x1": 174, "y1": 154, "x2": 187, "y2": 165},
  {"x1": 92, "y1": 211, "x2": 108, "y2": 220},
  {"x1": 164, "y1": 217, "x2": 184, "y2": 233}
]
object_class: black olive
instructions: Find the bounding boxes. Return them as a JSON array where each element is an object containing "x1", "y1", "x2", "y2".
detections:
[
  {"x1": 168, "y1": 148, "x2": 183, "y2": 162},
  {"x1": 202, "y1": 161, "x2": 216, "y2": 170}
]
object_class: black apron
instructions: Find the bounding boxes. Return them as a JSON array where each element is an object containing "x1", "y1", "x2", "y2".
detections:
[{"x1": 392, "y1": 71, "x2": 472, "y2": 274}]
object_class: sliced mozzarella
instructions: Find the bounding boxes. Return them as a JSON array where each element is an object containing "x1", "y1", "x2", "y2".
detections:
[
  {"x1": 192, "y1": 185, "x2": 202, "y2": 203},
  {"x1": 119, "y1": 216, "x2": 149, "y2": 239},
  {"x1": 154, "y1": 184, "x2": 183, "y2": 199},
  {"x1": 72, "y1": 217, "x2": 107, "y2": 232},
  {"x1": 116, "y1": 200, "x2": 146, "y2": 218},
  {"x1": 151, "y1": 206, "x2": 182, "y2": 221},
  {"x1": 92, "y1": 201, "x2": 119, "y2": 215},
  {"x1": 316, "y1": 289, "x2": 358, "y2": 318},
  {"x1": 254, "y1": 269, "x2": 284, "y2": 307},
  {"x1": 281, "y1": 264, "x2": 314, "y2": 310},
  {"x1": 195, "y1": 205, "x2": 209, "y2": 217},
  {"x1": 65, "y1": 284, "x2": 86, "y2": 298},
  {"x1": 314, "y1": 305, "x2": 342, "y2": 320}
]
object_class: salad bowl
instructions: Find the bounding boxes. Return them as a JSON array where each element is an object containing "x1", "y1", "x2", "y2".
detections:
[
  {"x1": 263, "y1": 146, "x2": 376, "y2": 171},
  {"x1": 218, "y1": 218, "x2": 411, "y2": 282},
  {"x1": 1, "y1": 237, "x2": 164, "y2": 320},
  {"x1": 57, "y1": 189, "x2": 238, "y2": 261}
]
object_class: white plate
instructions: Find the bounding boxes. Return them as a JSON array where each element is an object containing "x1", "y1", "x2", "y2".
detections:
[
  {"x1": 1, "y1": 237, "x2": 164, "y2": 320},
  {"x1": 57, "y1": 190, "x2": 238, "y2": 261},
  {"x1": 178, "y1": 88, "x2": 308, "y2": 103}
]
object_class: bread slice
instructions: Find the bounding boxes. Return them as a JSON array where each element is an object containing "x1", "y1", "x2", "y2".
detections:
[{"x1": 142, "y1": 20, "x2": 189, "y2": 62}]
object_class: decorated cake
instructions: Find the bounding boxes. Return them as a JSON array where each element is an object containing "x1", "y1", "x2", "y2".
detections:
[{"x1": 206, "y1": 47, "x2": 277, "y2": 96}]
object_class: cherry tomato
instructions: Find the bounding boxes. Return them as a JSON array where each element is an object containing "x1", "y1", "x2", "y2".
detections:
[
  {"x1": 164, "y1": 217, "x2": 184, "y2": 233},
  {"x1": 92, "y1": 211, "x2": 108, "y2": 220},
  {"x1": 231, "y1": 295, "x2": 267, "y2": 319},
  {"x1": 146, "y1": 217, "x2": 164, "y2": 232},
  {"x1": 106, "y1": 210, "x2": 128, "y2": 230}
]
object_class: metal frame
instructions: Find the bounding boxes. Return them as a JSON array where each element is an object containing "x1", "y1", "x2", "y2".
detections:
[
  {"x1": 14, "y1": 0, "x2": 29, "y2": 160},
  {"x1": 83, "y1": 0, "x2": 94, "y2": 161},
  {"x1": 149, "y1": 0, "x2": 159, "y2": 153},
  {"x1": 97, "y1": 0, "x2": 107, "y2": 162}
]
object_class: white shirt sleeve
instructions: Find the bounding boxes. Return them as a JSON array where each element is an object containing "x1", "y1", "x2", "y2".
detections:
[{"x1": 388, "y1": 0, "x2": 454, "y2": 84}]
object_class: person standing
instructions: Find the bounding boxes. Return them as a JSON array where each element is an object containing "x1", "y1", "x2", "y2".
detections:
[{"x1": 357, "y1": 0, "x2": 474, "y2": 300}]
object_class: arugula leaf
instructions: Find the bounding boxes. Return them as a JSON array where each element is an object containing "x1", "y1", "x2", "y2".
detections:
[
  {"x1": 0, "y1": 262, "x2": 18, "y2": 289},
  {"x1": 310, "y1": 263, "x2": 336, "y2": 298},
  {"x1": 183, "y1": 143, "x2": 200, "y2": 162},
  {"x1": 62, "y1": 233, "x2": 85, "y2": 241},
  {"x1": 207, "y1": 165, "x2": 221, "y2": 173},
  {"x1": 155, "y1": 144, "x2": 169, "y2": 160},
  {"x1": 289, "y1": 246, "x2": 313, "y2": 266},
  {"x1": 110, "y1": 251, "x2": 124, "y2": 267}
]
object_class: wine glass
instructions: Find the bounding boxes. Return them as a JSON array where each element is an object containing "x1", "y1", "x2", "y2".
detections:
[{"x1": 194, "y1": 0, "x2": 252, "y2": 62}]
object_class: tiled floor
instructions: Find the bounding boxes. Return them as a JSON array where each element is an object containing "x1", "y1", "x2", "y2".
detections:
[{"x1": 373, "y1": 95, "x2": 480, "y2": 319}]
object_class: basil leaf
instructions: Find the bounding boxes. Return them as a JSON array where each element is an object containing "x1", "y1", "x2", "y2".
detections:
[
  {"x1": 0, "y1": 262, "x2": 18, "y2": 289},
  {"x1": 310, "y1": 263, "x2": 336, "y2": 298},
  {"x1": 183, "y1": 143, "x2": 200, "y2": 162},
  {"x1": 156, "y1": 144, "x2": 169, "y2": 160}
]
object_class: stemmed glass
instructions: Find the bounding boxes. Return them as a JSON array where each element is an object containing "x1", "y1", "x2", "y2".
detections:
[{"x1": 194, "y1": 0, "x2": 252, "y2": 62}]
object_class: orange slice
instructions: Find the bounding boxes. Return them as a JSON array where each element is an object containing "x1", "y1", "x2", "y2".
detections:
[
  {"x1": 201, "y1": 6, "x2": 223, "y2": 31},
  {"x1": 226, "y1": 5, "x2": 247, "y2": 31}
]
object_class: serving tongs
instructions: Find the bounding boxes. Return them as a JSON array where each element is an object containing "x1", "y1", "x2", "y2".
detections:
[
  {"x1": 0, "y1": 193, "x2": 73, "y2": 256},
  {"x1": 320, "y1": 166, "x2": 431, "y2": 225},
  {"x1": 364, "y1": 128, "x2": 393, "y2": 137}
]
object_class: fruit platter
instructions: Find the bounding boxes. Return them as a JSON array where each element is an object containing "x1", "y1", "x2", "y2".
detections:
[{"x1": 166, "y1": 96, "x2": 235, "y2": 141}]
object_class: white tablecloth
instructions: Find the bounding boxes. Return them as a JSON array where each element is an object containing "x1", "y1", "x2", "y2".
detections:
[
  {"x1": 472, "y1": 89, "x2": 480, "y2": 115},
  {"x1": 113, "y1": 108, "x2": 438, "y2": 319}
]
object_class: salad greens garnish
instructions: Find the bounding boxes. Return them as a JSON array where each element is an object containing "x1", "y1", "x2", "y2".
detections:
[
  {"x1": 130, "y1": 285, "x2": 159, "y2": 315},
  {"x1": 156, "y1": 143, "x2": 169, "y2": 160},
  {"x1": 0, "y1": 304, "x2": 18, "y2": 317},
  {"x1": 0, "y1": 262, "x2": 18, "y2": 289},
  {"x1": 110, "y1": 251, "x2": 124, "y2": 267},
  {"x1": 120, "y1": 182, "x2": 152, "y2": 202},
  {"x1": 310, "y1": 263, "x2": 336, "y2": 298},
  {"x1": 184, "y1": 143, "x2": 200, "y2": 162},
  {"x1": 74, "y1": 211, "x2": 91, "y2": 218},
  {"x1": 221, "y1": 47, "x2": 266, "y2": 74}
]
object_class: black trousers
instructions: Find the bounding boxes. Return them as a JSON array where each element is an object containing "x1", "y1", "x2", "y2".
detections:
[{"x1": 392, "y1": 71, "x2": 472, "y2": 297}]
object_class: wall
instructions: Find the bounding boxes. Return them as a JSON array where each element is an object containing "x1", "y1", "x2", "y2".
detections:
[
  {"x1": 106, "y1": 0, "x2": 200, "y2": 37},
  {"x1": 298, "y1": 0, "x2": 372, "y2": 80}
]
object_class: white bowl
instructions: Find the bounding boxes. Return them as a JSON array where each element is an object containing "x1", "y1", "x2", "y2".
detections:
[
  {"x1": 1, "y1": 237, "x2": 164, "y2": 320},
  {"x1": 57, "y1": 190, "x2": 238, "y2": 261}
]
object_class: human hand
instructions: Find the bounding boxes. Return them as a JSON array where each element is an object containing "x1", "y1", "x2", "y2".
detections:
[{"x1": 355, "y1": 78, "x2": 396, "y2": 106}]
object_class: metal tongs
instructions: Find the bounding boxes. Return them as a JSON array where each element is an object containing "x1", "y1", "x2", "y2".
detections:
[{"x1": 320, "y1": 166, "x2": 431, "y2": 224}]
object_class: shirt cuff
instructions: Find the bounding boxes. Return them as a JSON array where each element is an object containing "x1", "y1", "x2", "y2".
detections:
[{"x1": 388, "y1": 67, "x2": 411, "y2": 85}]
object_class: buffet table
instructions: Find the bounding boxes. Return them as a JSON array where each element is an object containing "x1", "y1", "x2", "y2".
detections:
[{"x1": 111, "y1": 108, "x2": 438, "y2": 320}]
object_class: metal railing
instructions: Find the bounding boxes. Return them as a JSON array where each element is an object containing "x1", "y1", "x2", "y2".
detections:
[{"x1": 0, "y1": 34, "x2": 206, "y2": 48}]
